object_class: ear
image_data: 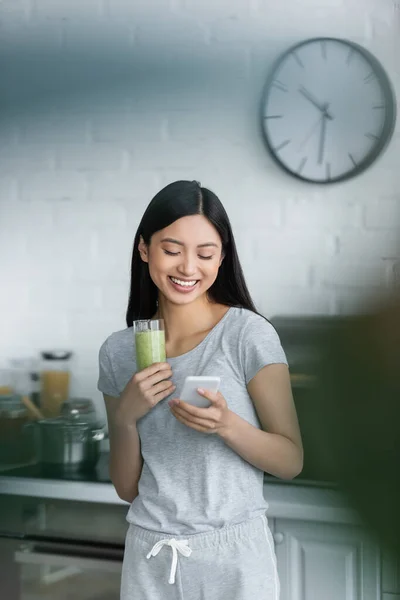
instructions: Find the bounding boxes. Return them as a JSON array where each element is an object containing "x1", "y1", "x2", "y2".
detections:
[
  {"x1": 219, "y1": 250, "x2": 225, "y2": 267},
  {"x1": 138, "y1": 236, "x2": 149, "y2": 263}
]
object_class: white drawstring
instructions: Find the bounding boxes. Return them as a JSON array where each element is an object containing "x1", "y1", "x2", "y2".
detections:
[{"x1": 146, "y1": 538, "x2": 192, "y2": 584}]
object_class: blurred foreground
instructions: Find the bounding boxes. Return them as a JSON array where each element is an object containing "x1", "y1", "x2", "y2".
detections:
[{"x1": 309, "y1": 292, "x2": 400, "y2": 559}]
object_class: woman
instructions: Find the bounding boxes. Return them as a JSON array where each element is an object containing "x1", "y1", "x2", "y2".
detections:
[{"x1": 98, "y1": 180, "x2": 303, "y2": 600}]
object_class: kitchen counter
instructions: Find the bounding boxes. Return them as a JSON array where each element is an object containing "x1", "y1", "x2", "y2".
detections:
[{"x1": 0, "y1": 453, "x2": 359, "y2": 526}]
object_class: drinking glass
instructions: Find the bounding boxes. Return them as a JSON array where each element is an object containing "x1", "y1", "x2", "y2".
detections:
[{"x1": 133, "y1": 319, "x2": 166, "y2": 371}]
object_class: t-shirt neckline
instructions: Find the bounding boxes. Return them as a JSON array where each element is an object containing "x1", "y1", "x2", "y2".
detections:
[{"x1": 167, "y1": 306, "x2": 235, "y2": 363}]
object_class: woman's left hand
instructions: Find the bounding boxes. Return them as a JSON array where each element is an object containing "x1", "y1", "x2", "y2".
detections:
[{"x1": 168, "y1": 388, "x2": 232, "y2": 435}]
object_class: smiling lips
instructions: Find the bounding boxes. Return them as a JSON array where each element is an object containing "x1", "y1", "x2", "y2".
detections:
[{"x1": 169, "y1": 276, "x2": 199, "y2": 293}]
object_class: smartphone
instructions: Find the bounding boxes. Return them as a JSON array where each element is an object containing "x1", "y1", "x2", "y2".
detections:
[{"x1": 179, "y1": 376, "x2": 221, "y2": 408}]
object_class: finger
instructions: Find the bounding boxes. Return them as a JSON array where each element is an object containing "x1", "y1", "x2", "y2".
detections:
[
  {"x1": 171, "y1": 409, "x2": 213, "y2": 433},
  {"x1": 141, "y1": 369, "x2": 173, "y2": 390},
  {"x1": 171, "y1": 403, "x2": 217, "y2": 427},
  {"x1": 196, "y1": 388, "x2": 220, "y2": 403},
  {"x1": 151, "y1": 380, "x2": 176, "y2": 398},
  {"x1": 135, "y1": 362, "x2": 171, "y2": 382},
  {"x1": 154, "y1": 383, "x2": 176, "y2": 402},
  {"x1": 170, "y1": 399, "x2": 212, "y2": 417}
]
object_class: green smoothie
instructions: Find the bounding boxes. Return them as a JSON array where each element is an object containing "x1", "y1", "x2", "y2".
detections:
[{"x1": 135, "y1": 330, "x2": 166, "y2": 370}]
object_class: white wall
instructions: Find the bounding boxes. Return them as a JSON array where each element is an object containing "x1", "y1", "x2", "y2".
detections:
[{"x1": 1, "y1": 0, "x2": 399, "y2": 416}]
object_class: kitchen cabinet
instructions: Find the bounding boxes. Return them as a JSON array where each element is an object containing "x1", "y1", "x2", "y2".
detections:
[
  {"x1": 0, "y1": 536, "x2": 123, "y2": 600},
  {"x1": 0, "y1": 537, "x2": 21, "y2": 600},
  {"x1": 272, "y1": 519, "x2": 380, "y2": 600},
  {"x1": 0, "y1": 466, "x2": 388, "y2": 600},
  {"x1": 0, "y1": 494, "x2": 126, "y2": 600},
  {"x1": 382, "y1": 550, "x2": 400, "y2": 595}
]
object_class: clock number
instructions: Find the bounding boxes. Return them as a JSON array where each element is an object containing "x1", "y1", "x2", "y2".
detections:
[
  {"x1": 264, "y1": 115, "x2": 284, "y2": 119},
  {"x1": 372, "y1": 104, "x2": 385, "y2": 110},
  {"x1": 349, "y1": 153, "x2": 357, "y2": 167},
  {"x1": 297, "y1": 157, "x2": 307, "y2": 174},
  {"x1": 292, "y1": 51, "x2": 305, "y2": 68},
  {"x1": 321, "y1": 41, "x2": 327, "y2": 60},
  {"x1": 346, "y1": 48, "x2": 355, "y2": 65},
  {"x1": 364, "y1": 71, "x2": 375, "y2": 84},
  {"x1": 274, "y1": 139, "x2": 291, "y2": 152},
  {"x1": 365, "y1": 133, "x2": 379, "y2": 141},
  {"x1": 272, "y1": 80, "x2": 288, "y2": 92}
]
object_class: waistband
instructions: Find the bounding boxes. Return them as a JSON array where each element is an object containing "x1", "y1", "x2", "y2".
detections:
[{"x1": 128, "y1": 514, "x2": 269, "y2": 550}]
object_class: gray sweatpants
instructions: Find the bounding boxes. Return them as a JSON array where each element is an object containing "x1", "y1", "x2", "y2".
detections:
[{"x1": 120, "y1": 514, "x2": 279, "y2": 599}]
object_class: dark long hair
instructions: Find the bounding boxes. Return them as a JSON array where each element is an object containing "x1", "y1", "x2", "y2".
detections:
[{"x1": 126, "y1": 180, "x2": 258, "y2": 326}]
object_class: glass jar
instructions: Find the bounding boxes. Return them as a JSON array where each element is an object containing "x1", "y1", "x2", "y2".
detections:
[
  {"x1": 8, "y1": 357, "x2": 41, "y2": 408},
  {"x1": 0, "y1": 395, "x2": 34, "y2": 466},
  {"x1": 40, "y1": 351, "x2": 73, "y2": 418},
  {"x1": 0, "y1": 366, "x2": 14, "y2": 396}
]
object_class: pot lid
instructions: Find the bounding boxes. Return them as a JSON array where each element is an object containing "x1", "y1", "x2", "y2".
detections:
[
  {"x1": 36, "y1": 417, "x2": 104, "y2": 430},
  {"x1": 41, "y1": 351, "x2": 73, "y2": 361},
  {"x1": 61, "y1": 398, "x2": 95, "y2": 417}
]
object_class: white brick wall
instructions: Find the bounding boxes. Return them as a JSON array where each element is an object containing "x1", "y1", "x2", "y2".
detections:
[{"x1": 1, "y1": 0, "x2": 399, "y2": 419}]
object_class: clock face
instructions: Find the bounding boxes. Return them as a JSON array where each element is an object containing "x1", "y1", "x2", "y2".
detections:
[{"x1": 261, "y1": 38, "x2": 397, "y2": 183}]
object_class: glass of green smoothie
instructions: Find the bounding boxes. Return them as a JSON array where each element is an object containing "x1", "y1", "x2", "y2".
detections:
[{"x1": 133, "y1": 319, "x2": 166, "y2": 371}]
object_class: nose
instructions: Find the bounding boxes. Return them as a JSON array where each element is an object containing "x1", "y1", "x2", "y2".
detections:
[{"x1": 177, "y1": 253, "x2": 197, "y2": 277}]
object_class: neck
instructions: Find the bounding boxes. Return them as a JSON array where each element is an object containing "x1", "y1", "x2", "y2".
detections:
[{"x1": 155, "y1": 294, "x2": 219, "y2": 342}]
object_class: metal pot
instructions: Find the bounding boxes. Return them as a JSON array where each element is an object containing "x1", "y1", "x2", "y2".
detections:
[{"x1": 29, "y1": 417, "x2": 105, "y2": 470}]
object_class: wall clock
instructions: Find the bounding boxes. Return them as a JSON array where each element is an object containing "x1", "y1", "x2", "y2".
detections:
[{"x1": 261, "y1": 37, "x2": 397, "y2": 183}]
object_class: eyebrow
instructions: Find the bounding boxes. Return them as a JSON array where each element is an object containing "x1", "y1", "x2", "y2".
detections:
[{"x1": 160, "y1": 237, "x2": 219, "y2": 249}]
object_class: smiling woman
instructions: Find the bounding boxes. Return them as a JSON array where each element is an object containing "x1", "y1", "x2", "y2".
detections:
[
  {"x1": 161, "y1": 234, "x2": 219, "y2": 292},
  {"x1": 126, "y1": 180, "x2": 257, "y2": 322},
  {"x1": 137, "y1": 213, "x2": 226, "y2": 307},
  {"x1": 97, "y1": 180, "x2": 303, "y2": 600}
]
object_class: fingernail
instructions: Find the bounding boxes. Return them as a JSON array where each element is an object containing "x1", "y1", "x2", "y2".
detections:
[{"x1": 197, "y1": 388, "x2": 204, "y2": 394}]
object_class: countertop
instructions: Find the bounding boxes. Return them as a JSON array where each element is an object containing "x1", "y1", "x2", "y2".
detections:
[{"x1": 0, "y1": 453, "x2": 359, "y2": 526}]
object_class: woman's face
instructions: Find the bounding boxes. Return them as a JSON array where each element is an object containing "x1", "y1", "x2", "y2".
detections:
[{"x1": 139, "y1": 215, "x2": 224, "y2": 306}]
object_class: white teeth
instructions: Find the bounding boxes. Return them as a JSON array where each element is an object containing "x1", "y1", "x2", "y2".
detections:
[{"x1": 170, "y1": 277, "x2": 197, "y2": 287}]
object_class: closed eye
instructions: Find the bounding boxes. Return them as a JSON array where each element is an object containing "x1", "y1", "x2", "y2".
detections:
[{"x1": 163, "y1": 250, "x2": 213, "y2": 260}]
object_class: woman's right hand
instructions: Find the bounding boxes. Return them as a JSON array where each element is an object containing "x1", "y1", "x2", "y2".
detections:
[{"x1": 116, "y1": 362, "x2": 175, "y2": 425}]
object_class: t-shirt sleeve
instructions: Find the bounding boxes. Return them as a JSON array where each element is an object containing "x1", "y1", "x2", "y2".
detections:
[
  {"x1": 241, "y1": 317, "x2": 288, "y2": 385},
  {"x1": 97, "y1": 338, "x2": 120, "y2": 397}
]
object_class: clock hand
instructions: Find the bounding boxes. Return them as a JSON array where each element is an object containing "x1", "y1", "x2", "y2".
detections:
[
  {"x1": 318, "y1": 113, "x2": 328, "y2": 165},
  {"x1": 298, "y1": 115, "x2": 323, "y2": 151},
  {"x1": 299, "y1": 86, "x2": 325, "y2": 112},
  {"x1": 299, "y1": 86, "x2": 334, "y2": 120}
]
